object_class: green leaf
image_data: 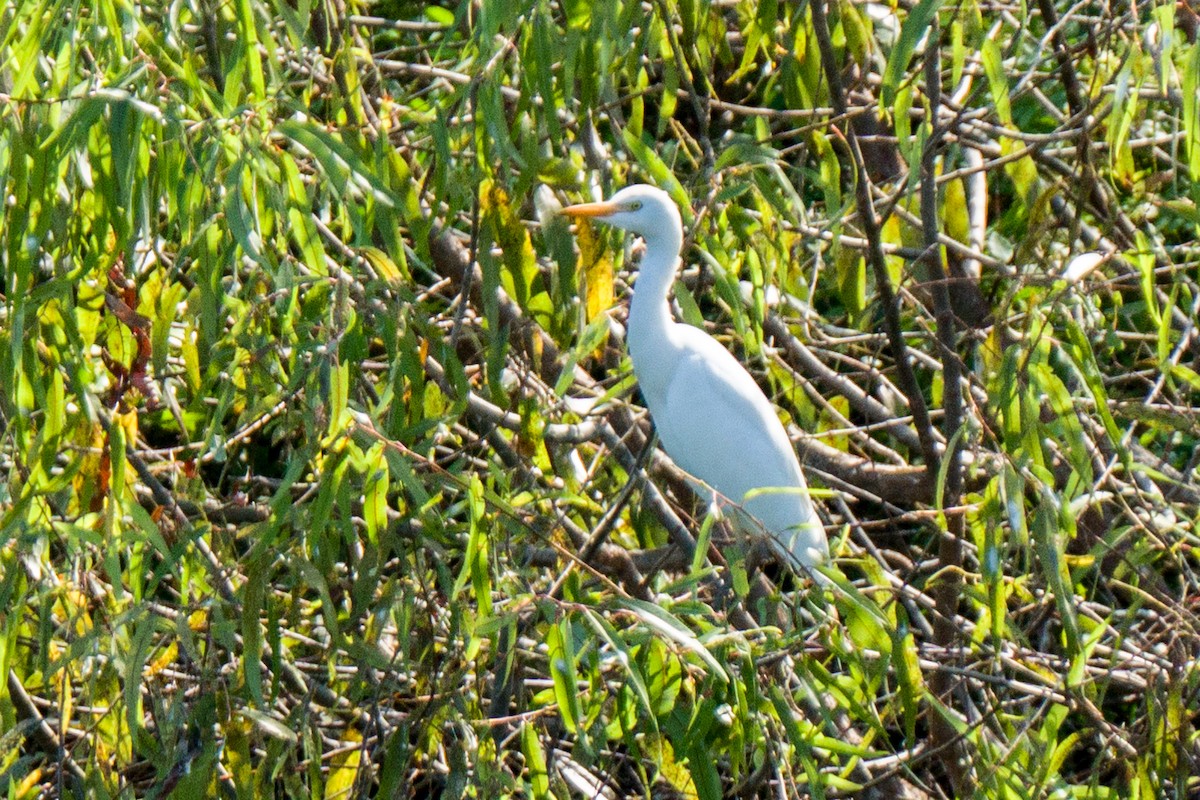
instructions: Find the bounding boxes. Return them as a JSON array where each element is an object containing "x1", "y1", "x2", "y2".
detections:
[
  {"x1": 240, "y1": 708, "x2": 299, "y2": 744},
  {"x1": 546, "y1": 617, "x2": 588, "y2": 746},
  {"x1": 281, "y1": 153, "x2": 328, "y2": 274},
  {"x1": 224, "y1": 160, "x2": 271, "y2": 268},
  {"x1": 686, "y1": 737, "x2": 722, "y2": 800},
  {"x1": 276, "y1": 120, "x2": 397, "y2": 209},
  {"x1": 1033, "y1": 487, "x2": 1081, "y2": 656},
  {"x1": 363, "y1": 441, "x2": 390, "y2": 544},
  {"x1": 425, "y1": 5, "x2": 455, "y2": 25},
  {"x1": 234, "y1": 0, "x2": 266, "y2": 99},
  {"x1": 620, "y1": 599, "x2": 729, "y2": 683},
  {"x1": 620, "y1": 127, "x2": 690, "y2": 223},
  {"x1": 521, "y1": 723, "x2": 551, "y2": 799},
  {"x1": 882, "y1": 0, "x2": 944, "y2": 108},
  {"x1": 582, "y1": 609, "x2": 656, "y2": 734},
  {"x1": 1183, "y1": 40, "x2": 1200, "y2": 180},
  {"x1": 242, "y1": 555, "x2": 268, "y2": 707},
  {"x1": 980, "y1": 37, "x2": 1012, "y2": 126},
  {"x1": 1107, "y1": 63, "x2": 1137, "y2": 181}
]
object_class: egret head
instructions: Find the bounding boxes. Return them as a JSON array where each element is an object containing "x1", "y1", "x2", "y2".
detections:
[{"x1": 561, "y1": 184, "x2": 682, "y2": 240}]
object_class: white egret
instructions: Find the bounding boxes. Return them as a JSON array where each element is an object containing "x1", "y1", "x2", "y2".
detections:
[{"x1": 562, "y1": 185, "x2": 828, "y2": 575}]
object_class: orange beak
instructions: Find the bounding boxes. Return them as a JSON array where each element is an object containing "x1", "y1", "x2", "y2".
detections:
[{"x1": 560, "y1": 200, "x2": 618, "y2": 219}]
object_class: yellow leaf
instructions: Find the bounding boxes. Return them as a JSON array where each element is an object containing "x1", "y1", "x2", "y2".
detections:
[
  {"x1": 114, "y1": 406, "x2": 139, "y2": 444},
  {"x1": 14, "y1": 768, "x2": 44, "y2": 799},
  {"x1": 58, "y1": 671, "x2": 72, "y2": 747},
  {"x1": 359, "y1": 245, "x2": 407, "y2": 283},
  {"x1": 71, "y1": 422, "x2": 107, "y2": 515},
  {"x1": 148, "y1": 642, "x2": 180, "y2": 676},
  {"x1": 363, "y1": 441, "x2": 389, "y2": 543},
  {"x1": 575, "y1": 219, "x2": 614, "y2": 322},
  {"x1": 880, "y1": 215, "x2": 905, "y2": 286},
  {"x1": 585, "y1": 261, "x2": 614, "y2": 323},
  {"x1": 943, "y1": 177, "x2": 970, "y2": 244},
  {"x1": 819, "y1": 396, "x2": 851, "y2": 452},
  {"x1": 325, "y1": 728, "x2": 362, "y2": 800},
  {"x1": 647, "y1": 734, "x2": 698, "y2": 799},
  {"x1": 482, "y1": 180, "x2": 542, "y2": 312}
]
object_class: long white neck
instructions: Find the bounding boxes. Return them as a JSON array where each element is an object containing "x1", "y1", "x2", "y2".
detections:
[{"x1": 626, "y1": 224, "x2": 683, "y2": 402}]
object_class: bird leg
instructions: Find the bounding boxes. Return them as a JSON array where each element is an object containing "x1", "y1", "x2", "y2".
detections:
[{"x1": 708, "y1": 516, "x2": 792, "y2": 629}]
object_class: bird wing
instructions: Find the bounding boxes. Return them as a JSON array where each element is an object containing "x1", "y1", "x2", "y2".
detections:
[
  {"x1": 650, "y1": 325, "x2": 826, "y2": 567},
  {"x1": 652, "y1": 325, "x2": 799, "y2": 495}
]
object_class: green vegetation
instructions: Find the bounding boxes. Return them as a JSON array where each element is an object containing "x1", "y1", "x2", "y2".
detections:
[{"x1": 2, "y1": 0, "x2": 1199, "y2": 797}]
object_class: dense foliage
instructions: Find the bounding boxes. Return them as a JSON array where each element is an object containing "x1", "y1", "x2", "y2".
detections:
[{"x1": 2, "y1": 0, "x2": 1200, "y2": 797}]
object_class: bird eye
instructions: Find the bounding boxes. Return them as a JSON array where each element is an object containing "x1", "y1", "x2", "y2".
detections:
[{"x1": 629, "y1": 201, "x2": 643, "y2": 211}]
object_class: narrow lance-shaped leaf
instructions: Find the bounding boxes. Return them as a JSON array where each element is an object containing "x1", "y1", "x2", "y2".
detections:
[
  {"x1": 546, "y1": 617, "x2": 589, "y2": 749},
  {"x1": 882, "y1": 0, "x2": 945, "y2": 108},
  {"x1": 1180, "y1": 31, "x2": 1200, "y2": 180},
  {"x1": 276, "y1": 120, "x2": 397, "y2": 209},
  {"x1": 362, "y1": 441, "x2": 390, "y2": 545},
  {"x1": 521, "y1": 723, "x2": 551, "y2": 799}
]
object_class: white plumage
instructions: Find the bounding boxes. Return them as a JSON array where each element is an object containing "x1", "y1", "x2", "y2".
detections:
[{"x1": 563, "y1": 185, "x2": 828, "y2": 574}]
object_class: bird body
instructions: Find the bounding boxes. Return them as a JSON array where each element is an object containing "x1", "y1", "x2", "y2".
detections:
[{"x1": 562, "y1": 185, "x2": 828, "y2": 573}]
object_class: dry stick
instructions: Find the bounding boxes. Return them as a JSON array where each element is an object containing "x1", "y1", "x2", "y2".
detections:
[
  {"x1": 917, "y1": 15, "x2": 972, "y2": 797},
  {"x1": 1033, "y1": 0, "x2": 1090, "y2": 139},
  {"x1": 1033, "y1": 0, "x2": 1139, "y2": 251},
  {"x1": 762, "y1": 314, "x2": 929, "y2": 455},
  {"x1": 804, "y1": 7, "x2": 947, "y2": 799},
  {"x1": 7, "y1": 669, "x2": 87, "y2": 784},
  {"x1": 558, "y1": 429, "x2": 657, "y2": 573},
  {"x1": 808, "y1": 2, "x2": 942, "y2": 476}
]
